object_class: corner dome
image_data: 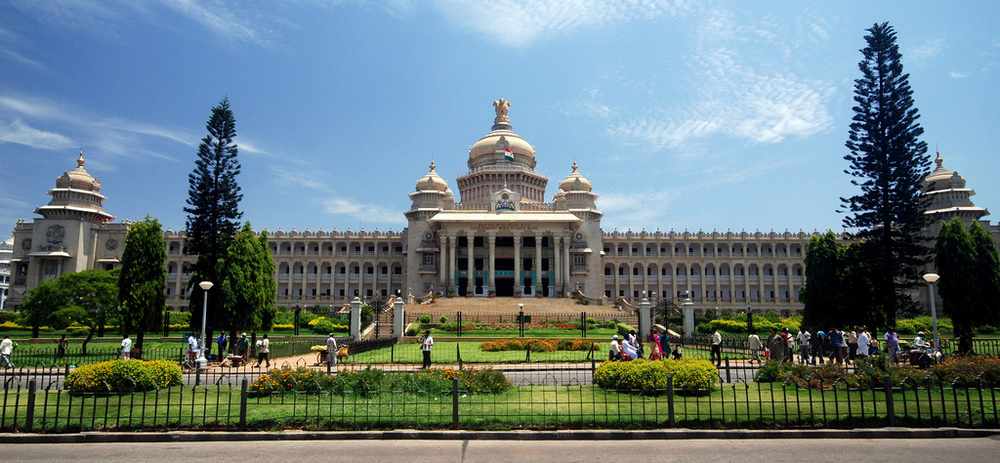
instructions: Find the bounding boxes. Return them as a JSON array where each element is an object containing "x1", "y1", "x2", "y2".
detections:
[
  {"x1": 56, "y1": 151, "x2": 102, "y2": 192},
  {"x1": 558, "y1": 161, "x2": 592, "y2": 192},
  {"x1": 924, "y1": 151, "x2": 965, "y2": 188},
  {"x1": 415, "y1": 161, "x2": 450, "y2": 192}
]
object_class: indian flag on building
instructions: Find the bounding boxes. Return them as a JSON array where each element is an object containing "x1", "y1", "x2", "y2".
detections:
[{"x1": 502, "y1": 145, "x2": 514, "y2": 161}]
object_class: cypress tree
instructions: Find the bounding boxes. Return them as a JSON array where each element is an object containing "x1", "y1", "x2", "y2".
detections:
[
  {"x1": 118, "y1": 216, "x2": 167, "y2": 359},
  {"x1": 934, "y1": 219, "x2": 977, "y2": 354},
  {"x1": 840, "y1": 22, "x2": 931, "y2": 328},
  {"x1": 183, "y1": 98, "x2": 243, "y2": 348}
]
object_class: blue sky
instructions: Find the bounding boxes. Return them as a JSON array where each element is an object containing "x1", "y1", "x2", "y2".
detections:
[{"x1": 1, "y1": 0, "x2": 998, "y2": 238}]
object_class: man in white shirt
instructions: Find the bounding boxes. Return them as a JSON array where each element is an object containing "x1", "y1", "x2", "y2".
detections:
[
  {"x1": 325, "y1": 333, "x2": 338, "y2": 370},
  {"x1": 748, "y1": 333, "x2": 763, "y2": 364},
  {"x1": 796, "y1": 329, "x2": 811, "y2": 364},
  {"x1": 121, "y1": 335, "x2": 133, "y2": 360},
  {"x1": 857, "y1": 329, "x2": 870, "y2": 357},
  {"x1": 255, "y1": 334, "x2": 270, "y2": 368},
  {"x1": 0, "y1": 335, "x2": 14, "y2": 368},
  {"x1": 621, "y1": 338, "x2": 638, "y2": 360},
  {"x1": 420, "y1": 331, "x2": 434, "y2": 369},
  {"x1": 710, "y1": 330, "x2": 723, "y2": 366}
]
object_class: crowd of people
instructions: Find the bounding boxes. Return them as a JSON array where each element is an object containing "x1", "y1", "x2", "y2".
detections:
[
  {"x1": 748, "y1": 326, "x2": 934, "y2": 366},
  {"x1": 608, "y1": 328, "x2": 681, "y2": 362}
]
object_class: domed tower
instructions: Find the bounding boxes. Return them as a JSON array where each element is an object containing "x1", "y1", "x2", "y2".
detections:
[
  {"x1": 922, "y1": 151, "x2": 989, "y2": 237},
  {"x1": 456, "y1": 99, "x2": 549, "y2": 206},
  {"x1": 404, "y1": 161, "x2": 454, "y2": 296},
  {"x1": 8, "y1": 151, "x2": 126, "y2": 308},
  {"x1": 36, "y1": 151, "x2": 114, "y2": 223},
  {"x1": 554, "y1": 161, "x2": 598, "y2": 211}
]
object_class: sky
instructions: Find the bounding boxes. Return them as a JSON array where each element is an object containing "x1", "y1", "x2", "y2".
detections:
[{"x1": 1, "y1": 0, "x2": 998, "y2": 238}]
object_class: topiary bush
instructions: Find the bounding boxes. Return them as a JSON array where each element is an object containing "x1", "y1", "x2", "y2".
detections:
[
  {"x1": 248, "y1": 366, "x2": 511, "y2": 397},
  {"x1": 594, "y1": 359, "x2": 716, "y2": 395},
  {"x1": 418, "y1": 314, "x2": 432, "y2": 324},
  {"x1": 65, "y1": 359, "x2": 182, "y2": 394},
  {"x1": 308, "y1": 316, "x2": 348, "y2": 334}
]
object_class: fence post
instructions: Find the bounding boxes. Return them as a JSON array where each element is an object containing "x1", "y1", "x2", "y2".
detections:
[
  {"x1": 884, "y1": 378, "x2": 895, "y2": 426},
  {"x1": 667, "y1": 375, "x2": 675, "y2": 426},
  {"x1": 724, "y1": 358, "x2": 731, "y2": 383},
  {"x1": 64, "y1": 363, "x2": 70, "y2": 377},
  {"x1": 195, "y1": 365, "x2": 202, "y2": 386},
  {"x1": 24, "y1": 380, "x2": 36, "y2": 432},
  {"x1": 451, "y1": 378, "x2": 460, "y2": 428},
  {"x1": 390, "y1": 343, "x2": 395, "y2": 364},
  {"x1": 239, "y1": 378, "x2": 248, "y2": 427},
  {"x1": 457, "y1": 343, "x2": 463, "y2": 371}
]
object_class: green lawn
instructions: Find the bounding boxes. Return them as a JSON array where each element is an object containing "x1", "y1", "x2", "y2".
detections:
[{"x1": 1, "y1": 382, "x2": 995, "y2": 431}]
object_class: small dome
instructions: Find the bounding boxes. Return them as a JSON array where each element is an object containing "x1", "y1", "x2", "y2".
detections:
[
  {"x1": 558, "y1": 161, "x2": 592, "y2": 192},
  {"x1": 924, "y1": 151, "x2": 966, "y2": 188},
  {"x1": 415, "y1": 161, "x2": 450, "y2": 192},
  {"x1": 56, "y1": 151, "x2": 102, "y2": 192}
]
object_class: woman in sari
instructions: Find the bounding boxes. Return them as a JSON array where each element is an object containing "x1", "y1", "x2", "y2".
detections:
[{"x1": 648, "y1": 328, "x2": 664, "y2": 360}]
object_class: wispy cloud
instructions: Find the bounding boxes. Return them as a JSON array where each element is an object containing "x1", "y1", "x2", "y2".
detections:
[
  {"x1": 949, "y1": 71, "x2": 969, "y2": 79},
  {"x1": 159, "y1": 0, "x2": 265, "y2": 45},
  {"x1": 910, "y1": 37, "x2": 945, "y2": 62},
  {"x1": 272, "y1": 167, "x2": 328, "y2": 192},
  {"x1": 433, "y1": 0, "x2": 692, "y2": 47},
  {"x1": 322, "y1": 198, "x2": 404, "y2": 225},
  {"x1": 0, "y1": 119, "x2": 75, "y2": 150}
]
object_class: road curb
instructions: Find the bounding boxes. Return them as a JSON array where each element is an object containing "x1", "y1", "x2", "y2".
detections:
[{"x1": 2, "y1": 428, "x2": 997, "y2": 444}]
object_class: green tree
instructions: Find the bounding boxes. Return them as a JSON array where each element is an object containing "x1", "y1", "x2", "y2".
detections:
[
  {"x1": 969, "y1": 221, "x2": 1000, "y2": 344},
  {"x1": 183, "y1": 98, "x2": 244, "y2": 351},
  {"x1": 19, "y1": 269, "x2": 119, "y2": 353},
  {"x1": 802, "y1": 232, "x2": 844, "y2": 330},
  {"x1": 840, "y1": 22, "x2": 931, "y2": 328},
  {"x1": 118, "y1": 216, "x2": 166, "y2": 359},
  {"x1": 934, "y1": 219, "x2": 977, "y2": 354},
  {"x1": 219, "y1": 223, "x2": 276, "y2": 344}
]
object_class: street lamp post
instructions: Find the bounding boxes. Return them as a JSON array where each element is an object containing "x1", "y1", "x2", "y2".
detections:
[
  {"x1": 922, "y1": 273, "x2": 941, "y2": 351},
  {"x1": 197, "y1": 281, "x2": 214, "y2": 368},
  {"x1": 746, "y1": 304, "x2": 753, "y2": 333}
]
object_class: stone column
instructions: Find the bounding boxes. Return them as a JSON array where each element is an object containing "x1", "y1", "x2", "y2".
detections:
[
  {"x1": 438, "y1": 235, "x2": 447, "y2": 287},
  {"x1": 449, "y1": 235, "x2": 458, "y2": 295},
  {"x1": 513, "y1": 234, "x2": 522, "y2": 296},
  {"x1": 350, "y1": 296, "x2": 362, "y2": 341},
  {"x1": 563, "y1": 235, "x2": 571, "y2": 295},
  {"x1": 683, "y1": 306, "x2": 695, "y2": 337},
  {"x1": 488, "y1": 233, "x2": 496, "y2": 295},
  {"x1": 467, "y1": 231, "x2": 475, "y2": 296},
  {"x1": 553, "y1": 235, "x2": 561, "y2": 295},
  {"x1": 343, "y1": 264, "x2": 349, "y2": 302},
  {"x1": 393, "y1": 297, "x2": 405, "y2": 338},
  {"x1": 639, "y1": 296, "x2": 652, "y2": 339},
  {"x1": 534, "y1": 234, "x2": 543, "y2": 296}
]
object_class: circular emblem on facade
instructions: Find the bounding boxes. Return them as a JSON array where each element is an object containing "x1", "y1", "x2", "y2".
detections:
[
  {"x1": 46, "y1": 225, "x2": 65, "y2": 246},
  {"x1": 105, "y1": 238, "x2": 119, "y2": 251},
  {"x1": 21, "y1": 238, "x2": 31, "y2": 251},
  {"x1": 424, "y1": 232, "x2": 432, "y2": 240},
  {"x1": 575, "y1": 233, "x2": 583, "y2": 241}
]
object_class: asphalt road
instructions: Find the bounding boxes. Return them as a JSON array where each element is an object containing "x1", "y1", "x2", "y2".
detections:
[{"x1": 7, "y1": 438, "x2": 1000, "y2": 462}]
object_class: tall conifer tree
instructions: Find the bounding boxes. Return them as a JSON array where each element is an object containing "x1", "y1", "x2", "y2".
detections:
[
  {"x1": 184, "y1": 98, "x2": 243, "y2": 345},
  {"x1": 841, "y1": 22, "x2": 930, "y2": 328},
  {"x1": 934, "y1": 219, "x2": 977, "y2": 354}
]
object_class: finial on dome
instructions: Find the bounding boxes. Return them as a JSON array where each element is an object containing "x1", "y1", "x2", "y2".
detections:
[
  {"x1": 491, "y1": 98, "x2": 512, "y2": 130},
  {"x1": 429, "y1": 160, "x2": 436, "y2": 173},
  {"x1": 934, "y1": 150, "x2": 943, "y2": 169},
  {"x1": 571, "y1": 160, "x2": 578, "y2": 173},
  {"x1": 77, "y1": 149, "x2": 85, "y2": 168}
]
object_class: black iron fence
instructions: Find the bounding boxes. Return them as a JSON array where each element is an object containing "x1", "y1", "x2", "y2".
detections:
[{"x1": 1, "y1": 371, "x2": 997, "y2": 432}]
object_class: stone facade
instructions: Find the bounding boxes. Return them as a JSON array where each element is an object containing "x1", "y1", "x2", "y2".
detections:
[
  {"x1": 6, "y1": 100, "x2": 1000, "y2": 314},
  {"x1": 0, "y1": 238, "x2": 11, "y2": 310}
]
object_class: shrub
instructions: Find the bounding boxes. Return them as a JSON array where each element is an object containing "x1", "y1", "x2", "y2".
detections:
[
  {"x1": 439, "y1": 316, "x2": 449, "y2": 324},
  {"x1": 65, "y1": 359, "x2": 182, "y2": 394},
  {"x1": 594, "y1": 359, "x2": 716, "y2": 395},
  {"x1": 615, "y1": 323, "x2": 636, "y2": 337},
  {"x1": 418, "y1": 314, "x2": 432, "y2": 324},
  {"x1": 930, "y1": 357, "x2": 1000, "y2": 387},
  {"x1": 249, "y1": 367, "x2": 510, "y2": 396},
  {"x1": 308, "y1": 316, "x2": 348, "y2": 335},
  {"x1": 556, "y1": 339, "x2": 598, "y2": 351},
  {"x1": 165, "y1": 310, "x2": 191, "y2": 326},
  {"x1": 438, "y1": 321, "x2": 475, "y2": 333},
  {"x1": 479, "y1": 339, "x2": 596, "y2": 352}
]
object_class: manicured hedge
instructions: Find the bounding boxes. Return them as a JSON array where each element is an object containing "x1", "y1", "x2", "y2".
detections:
[
  {"x1": 594, "y1": 359, "x2": 717, "y2": 395},
  {"x1": 65, "y1": 359, "x2": 182, "y2": 394},
  {"x1": 480, "y1": 339, "x2": 596, "y2": 352},
  {"x1": 249, "y1": 366, "x2": 511, "y2": 396},
  {"x1": 754, "y1": 356, "x2": 1000, "y2": 389}
]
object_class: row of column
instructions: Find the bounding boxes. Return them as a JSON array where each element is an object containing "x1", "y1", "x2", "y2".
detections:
[
  {"x1": 438, "y1": 231, "x2": 572, "y2": 296},
  {"x1": 609, "y1": 268, "x2": 797, "y2": 305}
]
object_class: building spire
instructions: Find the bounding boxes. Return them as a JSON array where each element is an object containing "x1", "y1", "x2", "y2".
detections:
[
  {"x1": 77, "y1": 149, "x2": 86, "y2": 168},
  {"x1": 934, "y1": 150, "x2": 943, "y2": 170},
  {"x1": 571, "y1": 160, "x2": 578, "y2": 173},
  {"x1": 429, "y1": 160, "x2": 436, "y2": 173}
]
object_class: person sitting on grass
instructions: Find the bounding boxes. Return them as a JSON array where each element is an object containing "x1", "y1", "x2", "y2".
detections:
[{"x1": 608, "y1": 335, "x2": 622, "y2": 361}]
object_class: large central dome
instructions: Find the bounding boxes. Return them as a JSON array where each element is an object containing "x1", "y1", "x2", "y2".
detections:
[{"x1": 456, "y1": 99, "x2": 548, "y2": 206}]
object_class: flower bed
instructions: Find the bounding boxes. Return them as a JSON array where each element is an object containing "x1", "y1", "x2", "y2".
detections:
[
  {"x1": 65, "y1": 359, "x2": 182, "y2": 394},
  {"x1": 480, "y1": 339, "x2": 596, "y2": 352},
  {"x1": 593, "y1": 359, "x2": 717, "y2": 395}
]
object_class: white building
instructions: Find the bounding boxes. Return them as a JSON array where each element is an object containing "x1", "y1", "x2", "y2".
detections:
[{"x1": 0, "y1": 237, "x2": 12, "y2": 311}]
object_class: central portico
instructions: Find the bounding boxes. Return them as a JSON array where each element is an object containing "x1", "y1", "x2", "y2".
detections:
[{"x1": 405, "y1": 99, "x2": 605, "y2": 299}]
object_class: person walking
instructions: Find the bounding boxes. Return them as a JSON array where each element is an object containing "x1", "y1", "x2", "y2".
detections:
[
  {"x1": 796, "y1": 329, "x2": 811, "y2": 364},
  {"x1": 0, "y1": 335, "x2": 14, "y2": 368},
  {"x1": 120, "y1": 334, "x2": 132, "y2": 360},
  {"x1": 885, "y1": 329, "x2": 900, "y2": 364},
  {"x1": 811, "y1": 330, "x2": 826, "y2": 365},
  {"x1": 56, "y1": 335, "x2": 68, "y2": 362},
  {"x1": 254, "y1": 334, "x2": 270, "y2": 369},
  {"x1": 847, "y1": 328, "x2": 859, "y2": 363},
  {"x1": 857, "y1": 328, "x2": 870, "y2": 359},
  {"x1": 649, "y1": 329, "x2": 663, "y2": 360},
  {"x1": 420, "y1": 330, "x2": 434, "y2": 369},
  {"x1": 325, "y1": 333, "x2": 338, "y2": 370},
  {"x1": 768, "y1": 329, "x2": 786, "y2": 364},
  {"x1": 829, "y1": 328, "x2": 845, "y2": 364},
  {"x1": 238, "y1": 333, "x2": 250, "y2": 363},
  {"x1": 216, "y1": 332, "x2": 228, "y2": 360},
  {"x1": 748, "y1": 332, "x2": 763, "y2": 364},
  {"x1": 710, "y1": 330, "x2": 723, "y2": 367}
]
